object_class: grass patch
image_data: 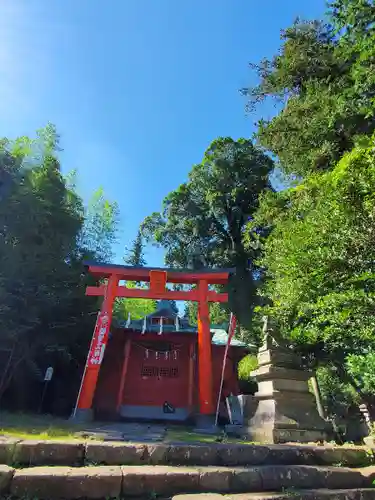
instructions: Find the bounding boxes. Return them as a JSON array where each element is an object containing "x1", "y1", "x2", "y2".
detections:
[
  {"x1": 1, "y1": 412, "x2": 257, "y2": 445},
  {"x1": 0, "y1": 411, "x2": 84, "y2": 440},
  {"x1": 166, "y1": 428, "x2": 220, "y2": 443}
]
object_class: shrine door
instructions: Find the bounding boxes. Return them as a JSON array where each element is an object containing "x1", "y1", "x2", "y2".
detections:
[{"x1": 120, "y1": 339, "x2": 192, "y2": 421}]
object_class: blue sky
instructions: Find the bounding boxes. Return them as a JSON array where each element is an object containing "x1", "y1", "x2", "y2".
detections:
[{"x1": 0, "y1": 0, "x2": 326, "y2": 266}]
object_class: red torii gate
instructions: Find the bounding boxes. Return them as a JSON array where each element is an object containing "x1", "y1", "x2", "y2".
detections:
[{"x1": 74, "y1": 262, "x2": 232, "y2": 424}]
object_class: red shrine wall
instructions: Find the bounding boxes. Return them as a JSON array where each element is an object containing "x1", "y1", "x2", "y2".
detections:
[{"x1": 94, "y1": 328, "x2": 242, "y2": 421}]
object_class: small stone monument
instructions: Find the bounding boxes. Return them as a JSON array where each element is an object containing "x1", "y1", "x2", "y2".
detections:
[{"x1": 245, "y1": 317, "x2": 331, "y2": 443}]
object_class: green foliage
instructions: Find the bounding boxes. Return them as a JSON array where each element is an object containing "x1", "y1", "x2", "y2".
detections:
[
  {"x1": 242, "y1": 0, "x2": 375, "y2": 416},
  {"x1": 142, "y1": 137, "x2": 273, "y2": 329},
  {"x1": 242, "y1": 1, "x2": 375, "y2": 177},
  {"x1": 185, "y1": 300, "x2": 230, "y2": 326},
  {"x1": 316, "y1": 365, "x2": 360, "y2": 419},
  {"x1": 80, "y1": 187, "x2": 119, "y2": 262},
  {"x1": 237, "y1": 355, "x2": 259, "y2": 394},
  {"x1": 250, "y1": 136, "x2": 375, "y2": 364},
  {"x1": 114, "y1": 231, "x2": 154, "y2": 322},
  {"x1": 0, "y1": 136, "x2": 83, "y2": 343},
  {"x1": 124, "y1": 229, "x2": 146, "y2": 267},
  {"x1": 238, "y1": 354, "x2": 258, "y2": 379},
  {"x1": 346, "y1": 352, "x2": 375, "y2": 396},
  {"x1": 113, "y1": 282, "x2": 156, "y2": 321},
  {"x1": 0, "y1": 126, "x2": 120, "y2": 412}
]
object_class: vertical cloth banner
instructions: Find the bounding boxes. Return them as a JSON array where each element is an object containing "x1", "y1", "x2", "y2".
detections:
[
  {"x1": 72, "y1": 309, "x2": 111, "y2": 417},
  {"x1": 214, "y1": 313, "x2": 237, "y2": 426},
  {"x1": 87, "y1": 310, "x2": 110, "y2": 366}
]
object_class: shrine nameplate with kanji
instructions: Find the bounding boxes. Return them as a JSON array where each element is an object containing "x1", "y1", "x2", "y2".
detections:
[{"x1": 149, "y1": 270, "x2": 167, "y2": 294}]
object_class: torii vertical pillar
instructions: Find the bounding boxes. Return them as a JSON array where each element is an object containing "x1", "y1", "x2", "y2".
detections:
[
  {"x1": 196, "y1": 279, "x2": 215, "y2": 427},
  {"x1": 72, "y1": 274, "x2": 118, "y2": 422}
]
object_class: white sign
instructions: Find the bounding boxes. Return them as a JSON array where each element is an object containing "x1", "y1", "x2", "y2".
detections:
[{"x1": 44, "y1": 367, "x2": 54, "y2": 381}]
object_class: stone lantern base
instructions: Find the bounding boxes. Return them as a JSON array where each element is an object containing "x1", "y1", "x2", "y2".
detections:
[
  {"x1": 245, "y1": 375, "x2": 331, "y2": 444},
  {"x1": 243, "y1": 321, "x2": 332, "y2": 444}
]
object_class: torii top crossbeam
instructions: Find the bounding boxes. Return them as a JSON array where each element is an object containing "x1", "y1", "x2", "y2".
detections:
[
  {"x1": 85, "y1": 262, "x2": 233, "y2": 304},
  {"x1": 74, "y1": 262, "x2": 234, "y2": 425},
  {"x1": 85, "y1": 262, "x2": 232, "y2": 284}
]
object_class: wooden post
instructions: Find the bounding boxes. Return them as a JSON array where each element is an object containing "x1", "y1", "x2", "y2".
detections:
[
  {"x1": 116, "y1": 336, "x2": 132, "y2": 412},
  {"x1": 74, "y1": 274, "x2": 118, "y2": 418},
  {"x1": 197, "y1": 279, "x2": 214, "y2": 416}
]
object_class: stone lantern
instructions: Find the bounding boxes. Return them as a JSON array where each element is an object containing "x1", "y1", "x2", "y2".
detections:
[{"x1": 245, "y1": 317, "x2": 332, "y2": 443}]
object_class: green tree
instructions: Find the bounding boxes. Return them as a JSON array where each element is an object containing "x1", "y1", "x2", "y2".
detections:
[
  {"x1": 185, "y1": 301, "x2": 230, "y2": 326},
  {"x1": 80, "y1": 187, "x2": 119, "y2": 262},
  {"x1": 113, "y1": 282, "x2": 156, "y2": 321},
  {"x1": 113, "y1": 230, "x2": 155, "y2": 322},
  {"x1": 346, "y1": 352, "x2": 375, "y2": 403},
  {"x1": 316, "y1": 365, "x2": 360, "y2": 420},
  {"x1": 142, "y1": 137, "x2": 273, "y2": 329},
  {"x1": 0, "y1": 126, "x2": 125, "y2": 412},
  {"x1": 0, "y1": 127, "x2": 88, "y2": 404},
  {"x1": 249, "y1": 136, "x2": 375, "y2": 410},
  {"x1": 124, "y1": 230, "x2": 146, "y2": 267},
  {"x1": 241, "y1": 0, "x2": 375, "y2": 178}
]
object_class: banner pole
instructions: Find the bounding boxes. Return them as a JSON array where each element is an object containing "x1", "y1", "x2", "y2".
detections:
[
  {"x1": 214, "y1": 313, "x2": 237, "y2": 426},
  {"x1": 72, "y1": 312, "x2": 100, "y2": 418}
]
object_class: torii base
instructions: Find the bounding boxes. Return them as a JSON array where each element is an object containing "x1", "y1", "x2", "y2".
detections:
[{"x1": 71, "y1": 408, "x2": 94, "y2": 423}]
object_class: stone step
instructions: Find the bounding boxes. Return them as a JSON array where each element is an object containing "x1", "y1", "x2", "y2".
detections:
[
  {"x1": 174, "y1": 492, "x2": 375, "y2": 500},
  {"x1": 1, "y1": 438, "x2": 374, "y2": 468},
  {"x1": 2, "y1": 464, "x2": 375, "y2": 499}
]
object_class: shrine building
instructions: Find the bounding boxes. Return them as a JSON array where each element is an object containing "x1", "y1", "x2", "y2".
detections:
[
  {"x1": 93, "y1": 300, "x2": 249, "y2": 422},
  {"x1": 74, "y1": 262, "x2": 251, "y2": 426}
]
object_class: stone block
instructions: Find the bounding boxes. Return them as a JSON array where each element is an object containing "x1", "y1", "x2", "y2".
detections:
[
  {"x1": 313, "y1": 446, "x2": 371, "y2": 467},
  {"x1": 252, "y1": 365, "x2": 312, "y2": 382},
  {"x1": 230, "y1": 467, "x2": 263, "y2": 492},
  {"x1": 216, "y1": 444, "x2": 270, "y2": 466},
  {"x1": 121, "y1": 465, "x2": 200, "y2": 496},
  {"x1": 258, "y1": 349, "x2": 300, "y2": 368},
  {"x1": 172, "y1": 491, "x2": 375, "y2": 500},
  {"x1": 13, "y1": 440, "x2": 85, "y2": 466},
  {"x1": 0, "y1": 437, "x2": 19, "y2": 465},
  {"x1": 146, "y1": 443, "x2": 169, "y2": 464},
  {"x1": 246, "y1": 396, "x2": 331, "y2": 444},
  {"x1": 260, "y1": 379, "x2": 311, "y2": 393},
  {"x1": 11, "y1": 466, "x2": 122, "y2": 499},
  {"x1": 259, "y1": 464, "x2": 321, "y2": 490},
  {"x1": 266, "y1": 444, "x2": 316, "y2": 465},
  {"x1": 173, "y1": 496, "x2": 225, "y2": 500},
  {"x1": 199, "y1": 467, "x2": 233, "y2": 492},
  {"x1": 318, "y1": 466, "x2": 365, "y2": 490},
  {"x1": 0, "y1": 464, "x2": 14, "y2": 494},
  {"x1": 258, "y1": 465, "x2": 365, "y2": 491},
  {"x1": 85, "y1": 441, "x2": 146, "y2": 465},
  {"x1": 355, "y1": 465, "x2": 375, "y2": 487},
  {"x1": 167, "y1": 444, "x2": 218, "y2": 465}
]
